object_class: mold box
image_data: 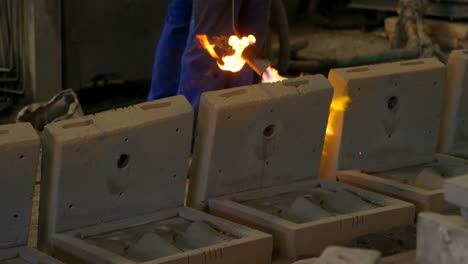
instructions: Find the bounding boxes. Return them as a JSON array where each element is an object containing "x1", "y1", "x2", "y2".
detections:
[
  {"x1": 329, "y1": 58, "x2": 453, "y2": 212},
  {"x1": 38, "y1": 96, "x2": 272, "y2": 264},
  {"x1": 440, "y1": 49, "x2": 468, "y2": 158},
  {"x1": 0, "y1": 123, "x2": 62, "y2": 264},
  {"x1": 188, "y1": 76, "x2": 415, "y2": 260}
]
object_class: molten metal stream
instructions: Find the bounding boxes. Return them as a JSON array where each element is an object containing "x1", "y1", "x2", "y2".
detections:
[{"x1": 319, "y1": 78, "x2": 351, "y2": 179}]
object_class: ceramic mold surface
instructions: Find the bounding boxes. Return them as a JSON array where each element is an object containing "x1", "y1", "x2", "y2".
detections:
[
  {"x1": 328, "y1": 58, "x2": 445, "y2": 172},
  {"x1": 38, "y1": 96, "x2": 272, "y2": 264},
  {"x1": 188, "y1": 76, "x2": 414, "y2": 260},
  {"x1": 332, "y1": 58, "x2": 456, "y2": 212},
  {"x1": 440, "y1": 49, "x2": 468, "y2": 157},
  {"x1": 0, "y1": 123, "x2": 63, "y2": 264},
  {"x1": 189, "y1": 75, "x2": 332, "y2": 206}
]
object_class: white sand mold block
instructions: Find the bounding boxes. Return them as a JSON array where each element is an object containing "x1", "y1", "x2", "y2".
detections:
[
  {"x1": 332, "y1": 58, "x2": 457, "y2": 213},
  {"x1": 38, "y1": 96, "x2": 272, "y2": 264},
  {"x1": 0, "y1": 122, "x2": 62, "y2": 263},
  {"x1": 440, "y1": 49, "x2": 468, "y2": 157},
  {"x1": 188, "y1": 75, "x2": 414, "y2": 260}
]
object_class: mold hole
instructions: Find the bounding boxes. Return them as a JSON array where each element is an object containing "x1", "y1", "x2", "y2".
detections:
[
  {"x1": 388, "y1": 134, "x2": 392, "y2": 139},
  {"x1": 140, "y1": 102, "x2": 171, "y2": 110},
  {"x1": 265, "y1": 161, "x2": 270, "y2": 165},
  {"x1": 13, "y1": 214, "x2": 18, "y2": 219},
  {"x1": 219, "y1": 89, "x2": 246, "y2": 98},
  {"x1": 0, "y1": 129, "x2": 9, "y2": 135},
  {"x1": 62, "y1": 119, "x2": 93, "y2": 129},
  {"x1": 433, "y1": 81, "x2": 438, "y2": 86},
  {"x1": 387, "y1": 96, "x2": 399, "y2": 111},
  {"x1": 347, "y1": 67, "x2": 369, "y2": 73},
  {"x1": 227, "y1": 115, "x2": 232, "y2": 120},
  {"x1": 400, "y1": 60, "x2": 424, "y2": 66},
  {"x1": 263, "y1": 124, "x2": 278, "y2": 138},
  {"x1": 284, "y1": 80, "x2": 309, "y2": 88},
  {"x1": 176, "y1": 128, "x2": 180, "y2": 133},
  {"x1": 19, "y1": 154, "x2": 24, "y2": 159},
  {"x1": 464, "y1": 51, "x2": 468, "y2": 55},
  {"x1": 68, "y1": 204, "x2": 74, "y2": 209},
  {"x1": 125, "y1": 138, "x2": 129, "y2": 142},
  {"x1": 119, "y1": 192, "x2": 124, "y2": 197},
  {"x1": 117, "y1": 154, "x2": 130, "y2": 169},
  {"x1": 172, "y1": 174, "x2": 177, "y2": 178}
]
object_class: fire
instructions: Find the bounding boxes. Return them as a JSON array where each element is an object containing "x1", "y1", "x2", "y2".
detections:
[
  {"x1": 196, "y1": 35, "x2": 219, "y2": 60},
  {"x1": 262, "y1": 66, "x2": 287, "y2": 83},
  {"x1": 197, "y1": 34, "x2": 256, "y2": 73}
]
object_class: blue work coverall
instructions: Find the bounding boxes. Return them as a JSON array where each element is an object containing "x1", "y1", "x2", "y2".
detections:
[{"x1": 148, "y1": 0, "x2": 272, "y2": 111}]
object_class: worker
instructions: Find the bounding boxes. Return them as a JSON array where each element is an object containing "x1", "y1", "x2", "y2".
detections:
[{"x1": 148, "y1": 0, "x2": 272, "y2": 111}]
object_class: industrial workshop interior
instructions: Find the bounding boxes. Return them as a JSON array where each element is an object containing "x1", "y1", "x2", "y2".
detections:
[{"x1": 2, "y1": 0, "x2": 468, "y2": 263}]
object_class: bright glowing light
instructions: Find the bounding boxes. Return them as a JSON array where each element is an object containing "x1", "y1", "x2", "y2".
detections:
[
  {"x1": 262, "y1": 66, "x2": 287, "y2": 83},
  {"x1": 197, "y1": 34, "x2": 256, "y2": 73}
]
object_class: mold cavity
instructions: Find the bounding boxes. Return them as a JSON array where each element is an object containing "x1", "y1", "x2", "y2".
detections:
[
  {"x1": 284, "y1": 80, "x2": 309, "y2": 88},
  {"x1": 387, "y1": 96, "x2": 399, "y2": 111},
  {"x1": 219, "y1": 89, "x2": 246, "y2": 98},
  {"x1": 172, "y1": 174, "x2": 177, "y2": 178},
  {"x1": 373, "y1": 159, "x2": 468, "y2": 190},
  {"x1": 263, "y1": 124, "x2": 278, "y2": 138},
  {"x1": 68, "y1": 204, "x2": 74, "y2": 209},
  {"x1": 19, "y1": 154, "x2": 24, "y2": 159},
  {"x1": 242, "y1": 188, "x2": 381, "y2": 224},
  {"x1": 13, "y1": 214, "x2": 18, "y2": 219},
  {"x1": 140, "y1": 102, "x2": 171, "y2": 110},
  {"x1": 400, "y1": 61, "x2": 424, "y2": 66},
  {"x1": 176, "y1": 128, "x2": 180, "y2": 133},
  {"x1": 84, "y1": 217, "x2": 238, "y2": 262},
  {"x1": 119, "y1": 192, "x2": 124, "y2": 197},
  {"x1": 117, "y1": 154, "x2": 130, "y2": 169},
  {"x1": 125, "y1": 138, "x2": 129, "y2": 142},
  {"x1": 62, "y1": 119, "x2": 93, "y2": 129},
  {"x1": 347, "y1": 67, "x2": 369, "y2": 73},
  {"x1": 0, "y1": 129, "x2": 9, "y2": 135}
]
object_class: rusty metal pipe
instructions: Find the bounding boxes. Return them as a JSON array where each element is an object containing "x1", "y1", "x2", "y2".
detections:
[{"x1": 242, "y1": 45, "x2": 272, "y2": 77}]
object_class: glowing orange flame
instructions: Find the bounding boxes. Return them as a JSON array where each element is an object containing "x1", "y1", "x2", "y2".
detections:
[
  {"x1": 197, "y1": 34, "x2": 256, "y2": 73},
  {"x1": 262, "y1": 66, "x2": 287, "y2": 83},
  {"x1": 196, "y1": 35, "x2": 219, "y2": 60}
]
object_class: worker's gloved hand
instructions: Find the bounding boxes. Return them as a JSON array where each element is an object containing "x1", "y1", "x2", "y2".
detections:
[
  {"x1": 177, "y1": 0, "x2": 272, "y2": 111},
  {"x1": 148, "y1": 0, "x2": 192, "y2": 101}
]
